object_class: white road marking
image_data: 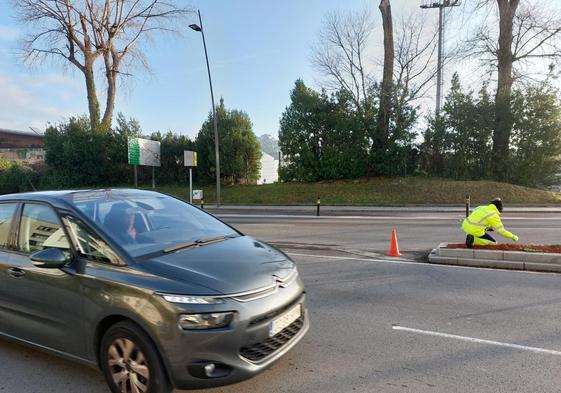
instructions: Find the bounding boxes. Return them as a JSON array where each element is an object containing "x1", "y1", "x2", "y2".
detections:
[
  {"x1": 218, "y1": 214, "x2": 561, "y2": 221},
  {"x1": 287, "y1": 252, "x2": 415, "y2": 264},
  {"x1": 392, "y1": 325, "x2": 561, "y2": 356},
  {"x1": 286, "y1": 252, "x2": 557, "y2": 276}
]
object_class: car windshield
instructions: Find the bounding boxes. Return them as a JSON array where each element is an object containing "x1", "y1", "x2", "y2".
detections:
[{"x1": 66, "y1": 189, "x2": 239, "y2": 257}]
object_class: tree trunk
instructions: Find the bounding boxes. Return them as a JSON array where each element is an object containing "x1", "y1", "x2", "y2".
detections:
[
  {"x1": 378, "y1": 0, "x2": 394, "y2": 143},
  {"x1": 492, "y1": 0, "x2": 519, "y2": 180},
  {"x1": 101, "y1": 50, "x2": 119, "y2": 132},
  {"x1": 101, "y1": 68, "x2": 117, "y2": 131},
  {"x1": 84, "y1": 61, "x2": 101, "y2": 130}
]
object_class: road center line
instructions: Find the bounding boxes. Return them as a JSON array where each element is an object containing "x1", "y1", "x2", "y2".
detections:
[{"x1": 392, "y1": 325, "x2": 561, "y2": 356}]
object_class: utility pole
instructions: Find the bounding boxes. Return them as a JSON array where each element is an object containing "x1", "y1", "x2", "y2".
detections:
[{"x1": 420, "y1": 0, "x2": 461, "y2": 118}]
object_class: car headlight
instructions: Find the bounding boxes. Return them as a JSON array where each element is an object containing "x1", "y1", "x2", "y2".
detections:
[
  {"x1": 178, "y1": 312, "x2": 234, "y2": 330},
  {"x1": 159, "y1": 294, "x2": 224, "y2": 305}
]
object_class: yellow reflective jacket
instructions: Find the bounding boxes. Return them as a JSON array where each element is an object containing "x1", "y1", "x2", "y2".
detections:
[{"x1": 462, "y1": 204, "x2": 516, "y2": 240}]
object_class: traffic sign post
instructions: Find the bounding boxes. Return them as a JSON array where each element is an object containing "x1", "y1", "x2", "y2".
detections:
[
  {"x1": 184, "y1": 151, "x2": 198, "y2": 203},
  {"x1": 189, "y1": 168, "x2": 192, "y2": 203}
]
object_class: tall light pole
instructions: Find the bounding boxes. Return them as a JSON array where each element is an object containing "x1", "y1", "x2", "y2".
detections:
[
  {"x1": 420, "y1": 0, "x2": 461, "y2": 117},
  {"x1": 190, "y1": 10, "x2": 221, "y2": 207}
]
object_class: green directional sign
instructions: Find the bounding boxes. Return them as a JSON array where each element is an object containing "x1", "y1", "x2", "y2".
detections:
[
  {"x1": 128, "y1": 137, "x2": 160, "y2": 166},
  {"x1": 128, "y1": 138, "x2": 140, "y2": 165}
]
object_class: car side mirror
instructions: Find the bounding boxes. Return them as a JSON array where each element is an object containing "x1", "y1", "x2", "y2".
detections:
[{"x1": 30, "y1": 248, "x2": 68, "y2": 269}]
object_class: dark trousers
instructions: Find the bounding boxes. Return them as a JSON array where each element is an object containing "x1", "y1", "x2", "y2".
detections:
[
  {"x1": 480, "y1": 232, "x2": 496, "y2": 242},
  {"x1": 466, "y1": 232, "x2": 496, "y2": 243}
]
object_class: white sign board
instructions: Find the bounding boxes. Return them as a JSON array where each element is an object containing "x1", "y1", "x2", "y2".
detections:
[
  {"x1": 192, "y1": 190, "x2": 203, "y2": 200},
  {"x1": 184, "y1": 150, "x2": 198, "y2": 167},
  {"x1": 128, "y1": 138, "x2": 161, "y2": 167}
]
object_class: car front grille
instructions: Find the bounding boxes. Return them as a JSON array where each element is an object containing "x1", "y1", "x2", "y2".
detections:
[
  {"x1": 248, "y1": 295, "x2": 303, "y2": 327},
  {"x1": 240, "y1": 315, "x2": 305, "y2": 362}
]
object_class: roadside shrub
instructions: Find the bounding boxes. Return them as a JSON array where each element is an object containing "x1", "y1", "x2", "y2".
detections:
[
  {"x1": 0, "y1": 160, "x2": 39, "y2": 194},
  {"x1": 44, "y1": 116, "x2": 110, "y2": 187},
  {"x1": 42, "y1": 114, "x2": 195, "y2": 188}
]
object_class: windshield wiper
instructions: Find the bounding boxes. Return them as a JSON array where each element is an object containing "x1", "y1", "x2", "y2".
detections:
[
  {"x1": 196, "y1": 235, "x2": 227, "y2": 245},
  {"x1": 163, "y1": 241, "x2": 198, "y2": 253},
  {"x1": 163, "y1": 235, "x2": 231, "y2": 254}
]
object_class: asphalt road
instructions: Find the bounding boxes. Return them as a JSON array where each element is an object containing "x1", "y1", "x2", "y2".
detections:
[
  {"x1": 3, "y1": 247, "x2": 561, "y2": 392},
  {"x1": 218, "y1": 212, "x2": 561, "y2": 255}
]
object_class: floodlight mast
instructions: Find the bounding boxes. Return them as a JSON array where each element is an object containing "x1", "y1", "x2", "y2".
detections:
[{"x1": 420, "y1": 0, "x2": 461, "y2": 118}]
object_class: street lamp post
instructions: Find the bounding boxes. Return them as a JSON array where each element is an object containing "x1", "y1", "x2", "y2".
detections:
[{"x1": 190, "y1": 10, "x2": 221, "y2": 207}]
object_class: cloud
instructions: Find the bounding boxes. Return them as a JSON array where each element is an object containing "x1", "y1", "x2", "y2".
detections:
[
  {"x1": 0, "y1": 72, "x2": 85, "y2": 131},
  {"x1": 21, "y1": 72, "x2": 82, "y2": 91},
  {"x1": 0, "y1": 25, "x2": 19, "y2": 41}
]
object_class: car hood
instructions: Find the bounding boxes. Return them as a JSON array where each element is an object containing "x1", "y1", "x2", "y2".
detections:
[{"x1": 135, "y1": 236, "x2": 295, "y2": 295}]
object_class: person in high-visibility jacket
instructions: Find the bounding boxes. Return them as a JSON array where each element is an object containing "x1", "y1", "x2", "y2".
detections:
[{"x1": 462, "y1": 198, "x2": 519, "y2": 247}]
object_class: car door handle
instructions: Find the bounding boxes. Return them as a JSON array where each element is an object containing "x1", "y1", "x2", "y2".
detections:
[{"x1": 8, "y1": 267, "x2": 25, "y2": 278}]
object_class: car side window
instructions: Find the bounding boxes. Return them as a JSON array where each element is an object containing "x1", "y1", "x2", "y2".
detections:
[
  {"x1": 63, "y1": 215, "x2": 124, "y2": 266},
  {"x1": 18, "y1": 204, "x2": 70, "y2": 254},
  {"x1": 0, "y1": 203, "x2": 17, "y2": 249}
]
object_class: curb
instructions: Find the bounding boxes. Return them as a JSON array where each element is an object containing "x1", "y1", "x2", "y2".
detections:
[
  {"x1": 428, "y1": 243, "x2": 561, "y2": 273},
  {"x1": 206, "y1": 205, "x2": 561, "y2": 214}
]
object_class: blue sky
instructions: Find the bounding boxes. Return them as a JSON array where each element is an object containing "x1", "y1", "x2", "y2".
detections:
[
  {"x1": 0, "y1": 0, "x2": 424, "y2": 138},
  {"x1": 0, "y1": 0, "x2": 559, "y2": 139}
]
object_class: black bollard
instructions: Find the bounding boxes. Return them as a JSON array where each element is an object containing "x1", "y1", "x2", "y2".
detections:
[
  {"x1": 465, "y1": 195, "x2": 470, "y2": 217},
  {"x1": 316, "y1": 196, "x2": 321, "y2": 217}
]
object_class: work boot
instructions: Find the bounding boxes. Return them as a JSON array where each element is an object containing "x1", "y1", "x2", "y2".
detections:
[{"x1": 466, "y1": 234, "x2": 474, "y2": 248}]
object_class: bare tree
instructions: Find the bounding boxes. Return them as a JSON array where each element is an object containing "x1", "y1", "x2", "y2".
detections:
[
  {"x1": 466, "y1": 0, "x2": 561, "y2": 179},
  {"x1": 394, "y1": 14, "x2": 439, "y2": 122},
  {"x1": 312, "y1": 7, "x2": 440, "y2": 134},
  {"x1": 377, "y1": 0, "x2": 394, "y2": 142},
  {"x1": 14, "y1": 0, "x2": 190, "y2": 130},
  {"x1": 311, "y1": 9, "x2": 374, "y2": 113},
  {"x1": 470, "y1": 4, "x2": 561, "y2": 78}
]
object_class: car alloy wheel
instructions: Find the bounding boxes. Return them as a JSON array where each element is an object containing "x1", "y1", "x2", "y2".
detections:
[
  {"x1": 108, "y1": 338, "x2": 150, "y2": 393},
  {"x1": 100, "y1": 321, "x2": 171, "y2": 393}
]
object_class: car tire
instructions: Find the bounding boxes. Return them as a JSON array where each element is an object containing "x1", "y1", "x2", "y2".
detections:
[{"x1": 100, "y1": 321, "x2": 172, "y2": 393}]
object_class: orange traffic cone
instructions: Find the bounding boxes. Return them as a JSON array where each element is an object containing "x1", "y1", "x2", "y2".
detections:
[{"x1": 388, "y1": 229, "x2": 401, "y2": 257}]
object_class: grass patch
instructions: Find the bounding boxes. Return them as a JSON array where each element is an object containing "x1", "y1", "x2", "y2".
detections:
[{"x1": 152, "y1": 177, "x2": 561, "y2": 205}]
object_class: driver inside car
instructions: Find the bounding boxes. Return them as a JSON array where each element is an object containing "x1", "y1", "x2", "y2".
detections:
[{"x1": 104, "y1": 203, "x2": 139, "y2": 244}]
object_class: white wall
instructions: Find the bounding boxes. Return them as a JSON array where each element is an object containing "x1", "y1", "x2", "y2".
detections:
[{"x1": 258, "y1": 152, "x2": 279, "y2": 185}]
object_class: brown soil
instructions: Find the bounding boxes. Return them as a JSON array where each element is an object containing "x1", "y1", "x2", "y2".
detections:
[{"x1": 446, "y1": 243, "x2": 561, "y2": 253}]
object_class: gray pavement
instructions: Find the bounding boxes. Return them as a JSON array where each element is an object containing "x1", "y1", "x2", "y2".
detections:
[
  {"x1": 2, "y1": 212, "x2": 561, "y2": 392},
  {"x1": 3, "y1": 249, "x2": 561, "y2": 392},
  {"x1": 219, "y1": 212, "x2": 561, "y2": 255}
]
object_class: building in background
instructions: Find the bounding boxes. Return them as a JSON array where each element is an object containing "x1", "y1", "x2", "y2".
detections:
[
  {"x1": 0, "y1": 128, "x2": 44, "y2": 163},
  {"x1": 257, "y1": 151, "x2": 278, "y2": 185}
]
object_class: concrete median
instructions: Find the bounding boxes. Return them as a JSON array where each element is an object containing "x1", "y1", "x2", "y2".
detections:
[{"x1": 429, "y1": 243, "x2": 561, "y2": 273}]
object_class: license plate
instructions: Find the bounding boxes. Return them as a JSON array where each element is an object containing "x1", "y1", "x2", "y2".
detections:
[{"x1": 269, "y1": 303, "x2": 302, "y2": 337}]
